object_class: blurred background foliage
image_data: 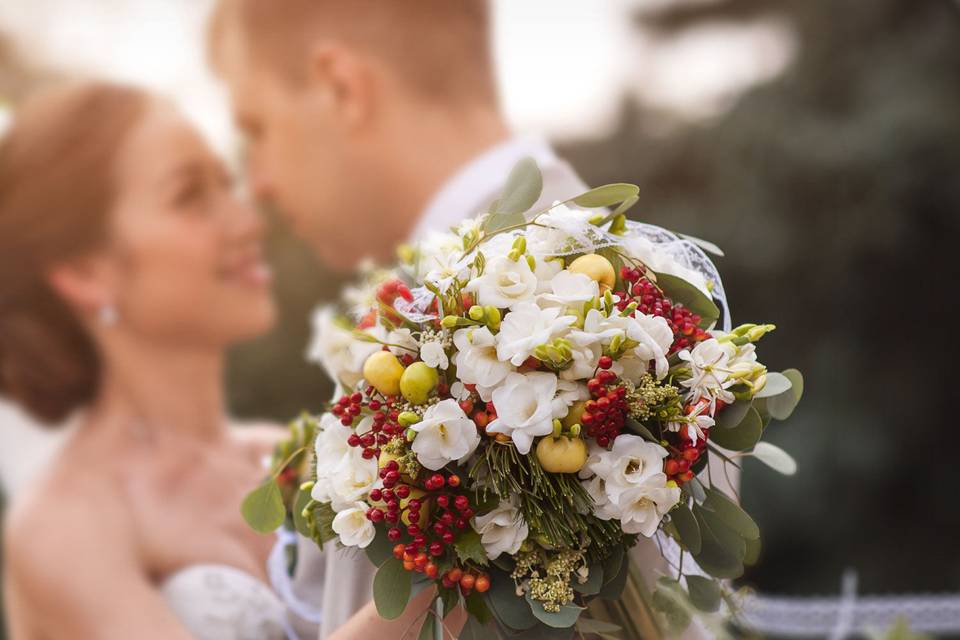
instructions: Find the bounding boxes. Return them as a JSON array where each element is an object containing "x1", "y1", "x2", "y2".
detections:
[{"x1": 3, "y1": 0, "x2": 960, "y2": 636}]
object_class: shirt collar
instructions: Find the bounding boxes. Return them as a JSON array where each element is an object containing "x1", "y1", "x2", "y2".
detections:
[{"x1": 411, "y1": 135, "x2": 559, "y2": 240}]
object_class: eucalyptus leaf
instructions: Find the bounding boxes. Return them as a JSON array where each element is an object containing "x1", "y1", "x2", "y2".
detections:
[
  {"x1": 525, "y1": 594, "x2": 585, "y2": 628},
  {"x1": 751, "y1": 442, "x2": 798, "y2": 475},
  {"x1": 670, "y1": 503, "x2": 701, "y2": 554},
  {"x1": 764, "y1": 369, "x2": 804, "y2": 420},
  {"x1": 373, "y1": 558, "x2": 412, "y2": 619},
  {"x1": 653, "y1": 272, "x2": 720, "y2": 327},
  {"x1": 292, "y1": 488, "x2": 313, "y2": 538},
  {"x1": 573, "y1": 562, "x2": 604, "y2": 596},
  {"x1": 240, "y1": 479, "x2": 286, "y2": 534},
  {"x1": 486, "y1": 568, "x2": 538, "y2": 630},
  {"x1": 491, "y1": 157, "x2": 542, "y2": 216},
  {"x1": 685, "y1": 576, "x2": 722, "y2": 612},
  {"x1": 364, "y1": 523, "x2": 394, "y2": 567},
  {"x1": 709, "y1": 406, "x2": 763, "y2": 451},
  {"x1": 572, "y1": 183, "x2": 639, "y2": 209},
  {"x1": 715, "y1": 400, "x2": 751, "y2": 429},
  {"x1": 744, "y1": 535, "x2": 762, "y2": 566},
  {"x1": 678, "y1": 233, "x2": 725, "y2": 257},
  {"x1": 703, "y1": 488, "x2": 760, "y2": 540},
  {"x1": 692, "y1": 507, "x2": 745, "y2": 579},
  {"x1": 754, "y1": 371, "x2": 793, "y2": 398},
  {"x1": 465, "y1": 591, "x2": 494, "y2": 625}
]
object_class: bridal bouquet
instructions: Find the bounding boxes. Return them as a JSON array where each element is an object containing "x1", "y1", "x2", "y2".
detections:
[{"x1": 243, "y1": 159, "x2": 803, "y2": 638}]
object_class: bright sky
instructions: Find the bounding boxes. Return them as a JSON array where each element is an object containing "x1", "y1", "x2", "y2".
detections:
[{"x1": 0, "y1": 0, "x2": 795, "y2": 150}]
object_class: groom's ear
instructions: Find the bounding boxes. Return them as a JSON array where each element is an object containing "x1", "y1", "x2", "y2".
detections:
[{"x1": 306, "y1": 41, "x2": 375, "y2": 129}]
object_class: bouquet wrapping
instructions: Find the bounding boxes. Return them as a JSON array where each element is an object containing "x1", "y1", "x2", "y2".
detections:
[{"x1": 243, "y1": 159, "x2": 803, "y2": 638}]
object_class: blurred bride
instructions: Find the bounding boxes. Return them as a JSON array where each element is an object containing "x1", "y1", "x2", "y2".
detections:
[{"x1": 0, "y1": 82, "x2": 442, "y2": 639}]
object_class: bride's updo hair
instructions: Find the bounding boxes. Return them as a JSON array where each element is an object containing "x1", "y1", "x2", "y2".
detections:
[{"x1": 0, "y1": 82, "x2": 147, "y2": 423}]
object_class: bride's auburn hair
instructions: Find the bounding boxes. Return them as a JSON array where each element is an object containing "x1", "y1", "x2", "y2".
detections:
[{"x1": 0, "y1": 82, "x2": 147, "y2": 423}]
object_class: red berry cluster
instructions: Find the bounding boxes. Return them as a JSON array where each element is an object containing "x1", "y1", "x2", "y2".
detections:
[
  {"x1": 370, "y1": 471, "x2": 475, "y2": 577},
  {"x1": 583, "y1": 363, "x2": 629, "y2": 447},
  {"x1": 615, "y1": 267, "x2": 710, "y2": 354},
  {"x1": 337, "y1": 391, "x2": 406, "y2": 459}
]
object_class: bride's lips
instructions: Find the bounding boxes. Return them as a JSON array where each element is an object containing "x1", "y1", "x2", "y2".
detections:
[{"x1": 219, "y1": 254, "x2": 273, "y2": 289}]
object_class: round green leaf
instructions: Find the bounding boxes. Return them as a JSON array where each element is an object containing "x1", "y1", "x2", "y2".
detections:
[
  {"x1": 572, "y1": 183, "x2": 639, "y2": 208},
  {"x1": 670, "y1": 503, "x2": 701, "y2": 554},
  {"x1": 373, "y1": 558, "x2": 412, "y2": 619},
  {"x1": 715, "y1": 399, "x2": 752, "y2": 429},
  {"x1": 685, "y1": 576, "x2": 722, "y2": 613},
  {"x1": 703, "y1": 488, "x2": 760, "y2": 540},
  {"x1": 751, "y1": 442, "x2": 798, "y2": 475},
  {"x1": 491, "y1": 157, "x2": 542, "y2": 216},
  {"x1": 525, "y1": 594, "x2": 584, "y2": 628},
  {"x1": 240, "y1": 479, "x2": 286, "y2": 534},
  {"x1": 754, "y1": 371, "x2": 793, "y2": 399},
  {"x1": 709, "y1": 406, "x2": 763, "y2": 451}
]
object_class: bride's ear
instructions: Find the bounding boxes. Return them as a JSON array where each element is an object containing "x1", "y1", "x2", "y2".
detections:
[
  {"x1": 306, "y1": 40, "x2": 374, "y2": 128},
  {"x1": 46, "y1": 255, "x2": 119, "y2": 317}
]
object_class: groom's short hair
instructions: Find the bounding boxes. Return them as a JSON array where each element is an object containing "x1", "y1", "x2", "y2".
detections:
[{"x1": 209, "y1": 0, "x2": 496, "y2": 105}]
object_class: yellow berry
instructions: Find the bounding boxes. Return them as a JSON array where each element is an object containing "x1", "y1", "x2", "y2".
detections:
[
  {"x1": 399, "y1": 362, "x2": 439, "y2": 405},
  {"x1": 535, "y1": 436, "x2": 588, "y2": 473},
  {"x1": 363, "y1": 351, "x2": 405, "y2": 396},
  {"x1": 568, "y1": 254, "x2": 616, "y2": 290}
]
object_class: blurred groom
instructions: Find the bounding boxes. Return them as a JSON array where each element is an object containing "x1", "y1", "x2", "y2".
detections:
[{"x1": 208, "y1": 1, "x2": 670, "y2": 637}]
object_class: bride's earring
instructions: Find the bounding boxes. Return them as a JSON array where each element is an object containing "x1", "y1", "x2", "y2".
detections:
[{"x1": 98, "y1": 304, "x2": 118, "y2": 327}]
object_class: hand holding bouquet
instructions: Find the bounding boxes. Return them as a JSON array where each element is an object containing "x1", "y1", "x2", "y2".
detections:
[{"x1": 244, "y1": 159, "x2": 803, "y2": 638}]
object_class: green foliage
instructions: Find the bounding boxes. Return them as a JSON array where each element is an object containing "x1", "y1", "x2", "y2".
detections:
[
  {"x1": 453, "y1": 528, "x2": 488, "y2": 566},
  {"x1": 240, "y1": 479, "x2": 285, "y2": 533},
  {"x1": 653, "y1": 272, "x2": 720, "y2": 327},
  {"x1": 572, "y1": 183, "x2": 639, "y2": 209},
  {"x1": 373, "y1": 558, "x2": 412, "y2": 619},
  {"x1": 487, "y1": 157, "x2": 542, "y2": 220},
  {"x1": 685, "y1": 576, "x2": 722, "y2": 612},
  {"x1": 525, "y1": 594, "x2": 584, "y2": 628}
]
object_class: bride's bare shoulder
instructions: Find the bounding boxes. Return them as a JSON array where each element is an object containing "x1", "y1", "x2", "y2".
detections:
[{"x1": 231, "y1": 420, "x2": 289, "y2": 458}]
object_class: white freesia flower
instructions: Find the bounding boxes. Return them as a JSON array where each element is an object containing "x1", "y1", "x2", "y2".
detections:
[
  {"x1": 472, "y1": 498, "x2": 528, "y2": 560},
  {"x1": 569, "y1": 309, "x2": 673, "y2": 380},
  {"x1": 616, "y1": 480, "x2": 682, "y2": 537},
  {"x1": 486, "y1": 371, "x2": 559, "y2": 454},
  {"x1": 677, "y1": 338, "x2": 736, "y2": 410},
  {"x1": 332, "y1": 501, "x2": 376, "y2": 548},
  {"x1": 538, "y1": 270, "x2": 599, "y2": 307},
  {"x1": 495, "y1": 302, "x2": 576, "y2": 366},
  {"x1": 420, "y1": 340, "x2": 449, "y2": 370},
  {"x1": 464, "y1": 255, "x2": 537, "y2": 309},
  {"x1": 579, "y1": 435, "x2": 678, "y2": 536},
  {"x1": 306, "y1": 307, "x2": 380, "y2": 388},
  {"x1": 452, "y1": 327, "x2": 513, "y2": 401},
  {"x1": 411, "y1": 399, "x2": 481, "y2": 470}
]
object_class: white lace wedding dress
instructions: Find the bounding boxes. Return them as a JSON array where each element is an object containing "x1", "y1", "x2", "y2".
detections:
[{"x1": 158, "y1": 530, "x2": 320, "y2": 640}]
